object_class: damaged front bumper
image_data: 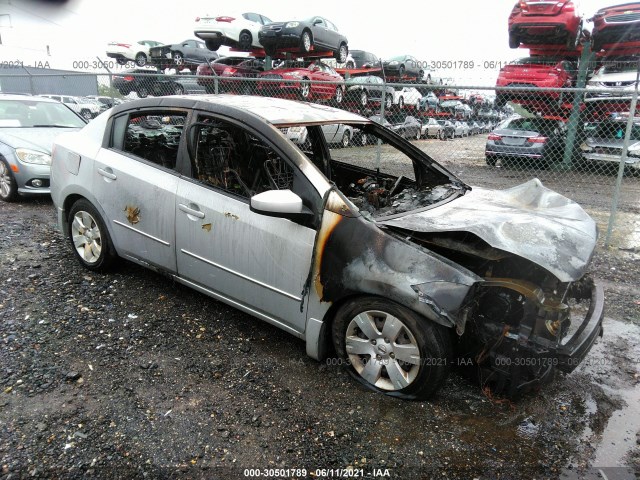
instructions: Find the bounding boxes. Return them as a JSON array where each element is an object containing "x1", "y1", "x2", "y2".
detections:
[
  {"x1": 486, "y1": 279, "x2": 604, "y2": 396},
  {"x1": 555, "y1": 282, "x2": 605, "y2": 373}
]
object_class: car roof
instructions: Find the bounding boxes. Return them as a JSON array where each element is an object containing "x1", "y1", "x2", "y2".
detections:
[
  {"x1": 111, "y1": 94, "x2": 368, "y2": 126},
  {"x1": 2, "y1": 94, "x2": 58, "y2": 103}
]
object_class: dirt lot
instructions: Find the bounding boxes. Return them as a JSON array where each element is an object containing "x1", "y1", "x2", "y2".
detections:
[{"x1": 1, "y1": 135, "x2": 639, "y2": 479}]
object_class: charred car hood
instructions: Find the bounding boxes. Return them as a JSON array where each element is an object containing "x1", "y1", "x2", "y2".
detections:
[{"x1": 378, "y1": 179, "x2": 597, "y2": 283}]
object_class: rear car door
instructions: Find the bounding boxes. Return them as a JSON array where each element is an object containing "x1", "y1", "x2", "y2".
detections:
[
  {"x1": 93, "y1": 109, "x2": 188, "y2": 272},
  {"x1": 175, "y1": 112, "x2": 319, "y2": 333}
]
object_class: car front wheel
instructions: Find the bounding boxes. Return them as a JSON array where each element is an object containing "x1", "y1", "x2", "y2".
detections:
[
  {"x1": 0, "y1": 158, "x2": 18, "y2": 202},
  {"x1": 332, "y1": 297, "x2": 452, "y2": 400},
  {"x1": 173, "y1": 51, "x2": 184, "y2": 66},
  {"x1": 300, "y1": 31, "x2": 312, "y2": 53},
  {"x1": 135, "y1": 52, "x2": 147, "y2": 66},
  {"x1": 68, "y1": 199, "x2": 117, "y2": 272},
  {"x1": 335, "y1": 43, "x2": 348, "y2": 63}
]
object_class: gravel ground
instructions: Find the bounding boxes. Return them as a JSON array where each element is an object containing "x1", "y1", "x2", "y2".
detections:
[{"x1": 1, "y1": 136, "x2": 639, "y2": 479}]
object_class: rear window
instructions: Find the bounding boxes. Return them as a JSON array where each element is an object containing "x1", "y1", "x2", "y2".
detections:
[{"x1": 500, "y1": 118, "x2": 562, "y2": 135}]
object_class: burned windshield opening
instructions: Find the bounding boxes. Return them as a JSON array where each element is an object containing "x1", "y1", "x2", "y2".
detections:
[{"x1": 278, "y1": 121, "x2": 465, "y2": 217}]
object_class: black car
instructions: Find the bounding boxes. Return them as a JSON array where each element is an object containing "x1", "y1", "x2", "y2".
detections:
[
  {"x1": 113, "y1": 70, "x2": 199, "y2": 98},
  {"x1": 350, "y1": 50, "x2": 380, "y2": 69},
  {"x1": 382, "y1": 55, "x2": 423, "y2": 79},
  {"x1": 149, "y1": 39, "x2": 218, "y2": 67},
  {"x1": 437, "y1": 120, "x2": 456, "y2": 139},
  {"x1": 486, "y1": 117, "x2": 566, "y2": 168},
  {"x1": 259, "y1": 16, "x2": 348, "y2": 63},
  {"x1": 344, "y1": 75, "x2": 394, "y2": 109}
]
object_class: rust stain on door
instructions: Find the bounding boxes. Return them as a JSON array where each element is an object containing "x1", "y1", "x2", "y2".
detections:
[
  {"x1": 124, "y1": 206, "x2": 141, "y2": 225},
  {"x1": 202, "y1": 223, "x2": 212, "y2": 232}
]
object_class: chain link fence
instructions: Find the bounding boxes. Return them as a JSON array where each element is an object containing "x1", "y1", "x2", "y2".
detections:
[{"x1": 1, "y1": 64, "x2": 638, "y2": 248}]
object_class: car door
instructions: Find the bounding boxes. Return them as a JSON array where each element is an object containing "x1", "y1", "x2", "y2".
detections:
[
  {"x1": 92, "y1": 109, "x2": 188, "y2": 272},
  {"x1": 174, "y1": 112, "x2": 318, "y2": 332},
  {"x1": 310, "y1": 17, "x2": 328, "y2": 47}
]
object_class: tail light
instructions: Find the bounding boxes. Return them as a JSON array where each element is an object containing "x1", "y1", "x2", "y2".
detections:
[
  {"x1": 116, "y1": 43, "x2": 131, "y2": 48},
  {"x1": 488, "y1": 133, "x2": 502, "y2": 141},
  {"x1": 123, "y1": 76, "x2": 134, "y2": 81},
  {"x1": 195, "y1": 17, "x2": 200, "y2": 22},
  {"x1": 519, "y1": 1, "x2": 528, "y2": 12},
  {"x1": 215, "y1": 16, "x2": 235, "y2": 22},
  {"x1": 222, "y1": 67, "x2": 237, "y2": 75},
  {"x1": 527, "y1": 136, "x2": 548, "y2": 143},
  {"x1": 562, "y1": 3, "x2": 575, "y2": 12}
]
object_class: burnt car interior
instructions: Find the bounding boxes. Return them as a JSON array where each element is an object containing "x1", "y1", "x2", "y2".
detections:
[
  {"x1": 301, "y1": 122, "x2": 464, "y2": 217},
  {"x1": 123, "y1": 113, "x2": 186, "y2": 170}
]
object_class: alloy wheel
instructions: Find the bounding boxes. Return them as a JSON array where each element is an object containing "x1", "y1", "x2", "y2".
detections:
[{"x1": 71, "y1": 210, "x2": 103, "y2": 265}]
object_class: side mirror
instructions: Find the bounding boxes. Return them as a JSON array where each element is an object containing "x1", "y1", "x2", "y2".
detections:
[{"x1": 250, "y1": 189, "x2": 313, "y2": 221}]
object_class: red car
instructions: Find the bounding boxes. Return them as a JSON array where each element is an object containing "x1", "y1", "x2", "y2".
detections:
[
  {"x1": 508, "y1": 1, "x2": 582, "y2": 49},
  {"x1": 591, "y1": 2, "x2": 640, "y2": 51},
  {"x1": 256, "y1": 61, "x2": 345, "y2": 103},
  {"x1": 495, "y1": 57, "x2": 577, "y2": 107},
  {"x1": 196, "y1": 57, "x2": 265, "y2": 94}
]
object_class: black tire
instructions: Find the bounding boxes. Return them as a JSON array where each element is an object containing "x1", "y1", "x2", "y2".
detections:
[
  {"x1": 172, "y1": 51, "x2": 184, "y2": 66},
  {"x1": 426, "y1": 74, "x2": 432, "y2": 84},
  {"x1": 332, "y1": 296, "x2": 453, "y2": 400},
  {"x1": 385, "y1": 94, "x2": 393, "y2": 110},
  {"x1": 486, "y1": 155, "x2": 497, "y2": 166},
  {"x1": 116, "y1": 58, "x2": 127, "y2": 66},
  {"x1": 173, "y1": 83, "x2": 184, "y2": 95},
  {"x1": 340, "y1": 131, "x2": 350, "y2": 148},
  {"x1": 346, "y1": 60, "x2": 355, "y2": 69},
  {"x1": 239, "y1": 30, "x2": 252, "y2": 50},
  {"x1": 135, "y1": 52, "x2": 147, "y2": 66},
  {"x1": 438, "y1": 129, "x2": 445, "y2": 140},
  {"x1": 333, "y1": 86, "x2": 344, "y2": 104},
  {"x1": 80, "y1": 109, "x2": 92, "y2": 121},
  {"x1": 335, "y1": 43, "x2": 348, "y2": 63},
  {"x1": 300, "y1": 78, "x2": 311, "y2": 99},
  {"x1": 398, "y1": 65, "x2": 405, "y2": 77},
  {"x1": 300, "y1": 30, "x2": 312, "y2": 53},
  {"x1": 508, "y1": 32, "x2": 519, "y2": 49},
  {"x1": 359, "y1": 90, "x2": 368, "y2": 107},
  {"x1": 137, "y1": 86, "x2": 149, "y2": 98},
  {"x1": 0, "y1": 158, "x2": 19, "y2": 202},
  {"x1": 67, "y1": 199, "x2": 117, "y2": 272},
  {"x1": 359, "y1": 133, "x2": 368, "y2": 146},
  {"x1": 205, "y1": 39, "x2": 222, "y2": 51}
]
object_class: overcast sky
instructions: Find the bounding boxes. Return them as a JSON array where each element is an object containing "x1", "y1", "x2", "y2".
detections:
[{"x1": 0, "y1": 0, "x2": 619, "y2": 85}]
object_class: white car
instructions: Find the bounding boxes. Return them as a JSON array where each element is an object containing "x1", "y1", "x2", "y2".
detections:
[
  {"x1": 106, "y1": 40, "x2": 164, "y2": 67},
  {"x1": 281, "y1": 124, "x2": 354, "y2": 148},
  {"x1": 38, "y1": 95, "x2": 101, "y2": 120},
  {"x1": 194, "y1": 12, "x2": 273, "y2": 51},
  {"x1": 393, "y1": 87, "x2": 422, "y2": 109},
  {"x1": 586, "y1": 60, "x2": 639, "y2": 102}
]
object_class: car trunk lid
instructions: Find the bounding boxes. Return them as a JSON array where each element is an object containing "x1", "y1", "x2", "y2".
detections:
[{"x1": 521, "y1": 1, "x2": 569, "y2": 16}]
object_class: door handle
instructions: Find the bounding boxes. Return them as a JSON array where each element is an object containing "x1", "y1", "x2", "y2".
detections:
[
  {"x1": 179, "y1": 203, "x2": 205, "y2": 219},
  {"x1": 97, "y1": 168, "x2": 117, "y2": 180}
]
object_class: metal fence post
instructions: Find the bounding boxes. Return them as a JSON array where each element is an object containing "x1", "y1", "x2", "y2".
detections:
[
  {"x1": 561, "y1": 42, "x2": 594, "y2": 170},
  {"x1": 604, "y1": 61, "x2": 640, "y2": 247},
  {"x1": 96, "y1": 56, "x2": 113, "y2": 103},
  {"x1": 23, "y1": 66, "x2": 34, "y2": 95},
  {"x1": 375, "y1": 60, "x2": 386, "y2": 171}
]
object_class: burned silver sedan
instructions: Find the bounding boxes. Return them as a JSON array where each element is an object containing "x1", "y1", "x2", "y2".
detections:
[{"x1": 50, "y1": 95, "x2": 604, "y2": 399}]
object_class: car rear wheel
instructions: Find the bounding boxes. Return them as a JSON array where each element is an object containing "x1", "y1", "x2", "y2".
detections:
[
  {"x1": 300, "y1": 78, "x2": 311, "y2": 99},
  {"x1": 300, "y1": 31, "x2": 312, "y2": 53},
  {"x1": 135, "y1": 52, "x2": 147, "y2": 66},
  {"x1": 137, "y1": 86, "x2": 149, "y2": 98},
  {"x1": 385, "y1": 94, "x2": 393, "y2": 110},
  {"x1": 341, "y1": 131, "x2": 350, "y2": 148},
  {"x1": 360, "y1": 90, "x2": 368, "y2": 107},
  {"x1": 333, "y1": 86, "x2": 344, "y2": 104},
  {"x1": 173, "y1": 51, "x2": 184, "y2": 66},
  {"x1": 0, "y1": 159, "x2": 18, "y2": 202},
  {"x1": 335, "y1": 43, "x2": 348, "y2": 63},
  {"x1": 239, "y1": 30, "x2": 253, "y2": 50},
  {"x1": 68, "y1": 199, "x2": 117, "y2": 272},
  {"x1": 332, "y1": 297, "x2": 452, "y2": 400}
]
